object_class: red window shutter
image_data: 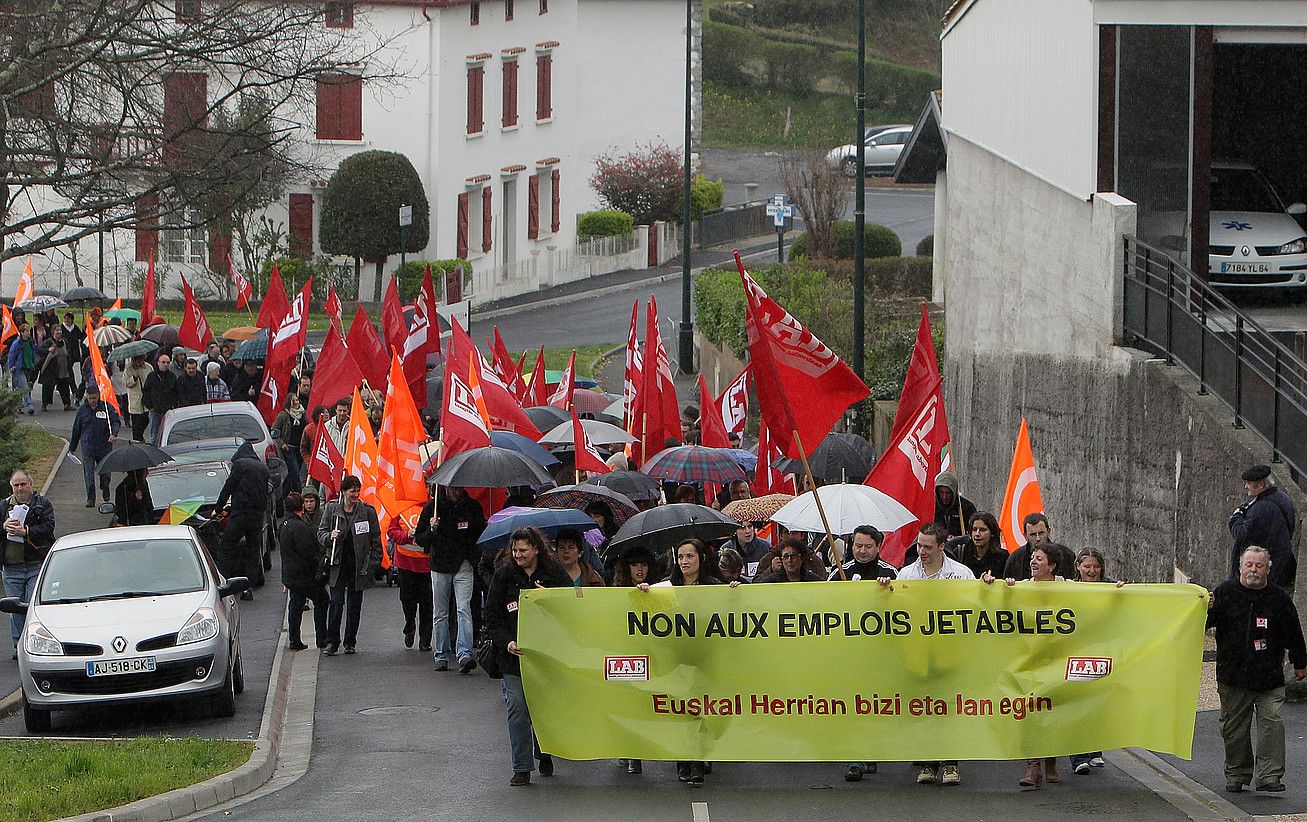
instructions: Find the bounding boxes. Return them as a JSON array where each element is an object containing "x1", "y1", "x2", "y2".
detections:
[
  {"x1": 208, "y1": 222, "x2": 232, "y2": 273},
  {"x1": 457, "y1": 193, "x2": 470, "y2": 259},
  {"x1": 289, "y1": 194, "x2": 315, "y2": 258},
  {"x1": 550, "y1": 169, "x2": 560, "y2": 233},
  {"x1": 467, "y1": 66, "x2": 484, "y2": 134},
  {"x1": 482, "y1": 186, "x2": 493, "y2": 252},
  {"x1": 527, "y1": 175, "x2": 539, "y2": 240},
  {"x1": 470, "y1": 1, "x2": 479, "y2": 24},
  {"x1": 13, "y1": 83, "x2": 54, "y2": 119},
  {"x1": 316, "y1": 74, "x2": 362, "y2": 140},
  {"x1": 134, "y1": 193, "x2": 159, "y2": 263},
  {"x1": 536, "y1": 53, "x2": 552, "y2": 120},
  {"x1": 505, "y1": 0, "x2": 513, "y2": 20},
  {"x1": 502, "y1": 61, "x2": 518, "y2": 128}
]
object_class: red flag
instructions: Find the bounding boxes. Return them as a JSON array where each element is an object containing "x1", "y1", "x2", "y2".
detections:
[
  {"x1": 141, "y1": 252, "x2": 159, "y2": 327},
  {"x1": 623, "y1": 300, "x2": 641, "y2": 430},
  {"x1": 528, "y1": 346, "x2": 548, "y2": 407},
  {"x1": 547, "y1": 350, "x2": 575, "y2": 410},
  {"x1": 754, "y1": 423, "x2": 794, "y2": 496},
  {"x1": 257, "y1": 355, "x2": 293, "y2": 426},
  {"x1": 324, "y1": 284, "x2": 342, "y2": 324},
  {"x1": 268, "y1": 279, "x2": 311, "y2": 368},
  {"x1": 345, "y1": 305, "x2": 388, "y2": 389},
  {"x1": 256, "y1": 265, "x2": 291, "y2": 330},
  {"x1": 716, "y1": 366, "x2": 749, "y2": 437},
  {"x1": 571, "y1": 412, "x2": 611, "y2": 474},
  {"x1": 177, "y1": 276, "x2": 214, "y2": 350},
  {"x1": 228, "y1": 257, "x2": 252, "y2": 310},
  {"x1": 631, "y1": 297, "x2": 679, "y2": 465},
  {"x1": 381, "y1": 276, "x2": 406, "y2": 356},
  {"x1": 378, "y1": 352, "x2": 431, "y2": 511},
  {"x1": 863, "y1": 376, "x2": 948, "y2": 566},
  {"x1": 489, "y1": 327, "x2": 527, "y2": 402},
  {"x1": 401, "y1": 267, "x2": 438, "y2": 409},
  {"x1": 448, "y1": 318, "x2": 540, "y2": 438},
  {"x1": 84, "y1": 316, "x2": 121, "y2": 414},
  {"x1": 999, "y1": 418, "x2": 1045, "y2": 554},
  {"x1": 696, "y1": 375, "x2": 731, "y2": 448},
  {"x1": 307, "y1": 322, "x2": 365, "y2": 414},
  {"x1": 1, "y1": 305, "x2": 16, "y2": 345},
  {"x1": 440, "y1": 350, "x2": 493, "y2": 459},
  {"x1": 738, "y1": 254, "x2": 869, "y2": 460},
  {"x1": 891, "y1": 304, "x2": 950, "y2": 449},
  {"x1": 308, "y1": 414, "x2": 344, "y2": 496}
]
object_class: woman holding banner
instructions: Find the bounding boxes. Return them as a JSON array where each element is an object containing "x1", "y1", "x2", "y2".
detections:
[
  {"x1": 485, "y1": 527, "x2": 571, "y2": 787},
  {"x1": 613, "y1": 545, "x2": 656, "y2": 775}
]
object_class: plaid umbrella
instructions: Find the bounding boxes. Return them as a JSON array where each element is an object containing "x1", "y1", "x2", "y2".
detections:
[
  {"x1": 571, "y1": 389, "x2": 613, "y2": 415},
  {"x1": 642, "y1": 445, "x2": 748, "y2": 485},
  {"x1": 583, "y1": 470, "x2": 661, "y2": 502},
  {"x1": 534, "y1": 483, "x2": 638, "y2": 526},
  {"x1": 721, "y1": 493, "x2": 795, "y2": 524}
]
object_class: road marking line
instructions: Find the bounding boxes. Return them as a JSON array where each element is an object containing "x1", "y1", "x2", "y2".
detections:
[{"x1": 692, "y1": 801, "x2": 710, "y2": 822}]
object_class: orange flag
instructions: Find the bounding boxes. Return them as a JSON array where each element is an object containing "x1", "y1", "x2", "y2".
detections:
[
  {"x1": 109, "y1": 297, "x2": 122, "y2": 312},
  {"x1": 343, "y1": 388, "x2": 389, "y2": 569},
  {"x1": 13, "y1": 258, "x2": 34, "y2": 306},
  {"x1": 998, "y1": 418, "x2": 1045, "y2": 554},
  {"x1": 84, "y1": 316, "x2": 120, "y2": 414},
  {"x1": 378, "y1": 352, "x2": 430, "y2": 513},
  {"x1": 1, "y1": 305, "x2": 16, "y2": 345}
]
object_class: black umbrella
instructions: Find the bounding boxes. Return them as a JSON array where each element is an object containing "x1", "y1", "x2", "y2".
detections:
[
  {"x1": 582, "y1": 470, "x2": 662, "y2": 502},
  {"x1": 429, "y1": 446, "x2": 555, "y2": 489},
  {"x1": 97, "y1": 442, "x2": 174, "y2": 475},
  {"x1": 63, "y1": 286, "x2": 109, "y2": 304},
  {"x1": 607, "y1": 503, "x2": 740, "y2": 553},
  {"x1": 140, "y1": 323, "x2": 181, "y2": 350},
  {"x1": 773, "y1": 431, "x2": 877, "y2": 483},
  {"x1": 524, "y1": 405, "x2": 570, "y2": 431}
]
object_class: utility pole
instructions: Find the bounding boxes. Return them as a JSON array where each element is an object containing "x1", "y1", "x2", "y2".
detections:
[
  {"x1": 677, "y1": 0, "x2": 696, "y2": 375},
  {"x1": 852, "y1": 0, "x2": 867, "y2": 386}
]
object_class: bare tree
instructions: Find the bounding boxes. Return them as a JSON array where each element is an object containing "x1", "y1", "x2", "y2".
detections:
[
  {"x1": 0, "y1": 0, "x2": 398, "y2": 263},
  {"x1": 779, "y1": 149, "x2": 848, "y2": 259}
]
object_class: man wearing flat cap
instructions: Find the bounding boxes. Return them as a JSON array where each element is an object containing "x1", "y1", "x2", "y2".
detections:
[{"x1": 1229, "y1": 465, "x2": 1298, "y2": 589}]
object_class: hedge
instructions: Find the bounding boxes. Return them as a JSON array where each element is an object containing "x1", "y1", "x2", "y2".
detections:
[
  {"x1": 392, "y1": 259, "x2": 471, "y2": 301},
  {"x1": 692, "y1": 176, "x2": 724, "y2": 219},
  {"x1": 821, "y1": 256, "x2": 933, "y2": 298},
  {"x1": 790, "y1": 221, "x2": 901, "y2": 260},
  {"x1": 577, "y1": 210, "x2": 635, "y2": 238},
  {"x1": 916, "y1": 234, "x2": 934, "y2": 257}
]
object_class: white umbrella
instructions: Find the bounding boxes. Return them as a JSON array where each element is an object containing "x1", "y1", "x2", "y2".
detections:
[
  {"x1": 93, "y1": 324, "x2": 133, "y2": 346},
  {"x1": 770, "y1": 483, "x2": 916, "y2": 535},
  {"x1": 603, "y1": 397, "x2": 625, "y2": 418},
  {"x1": 539, "y1": 418, "x2": 635, "y2": 446}
]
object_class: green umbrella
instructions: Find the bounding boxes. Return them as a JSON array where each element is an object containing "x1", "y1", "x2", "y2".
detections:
[
  {"x1": 103, "y1": 307, "x2": 141, "y2": 322},
  {"x1": 107, "y1": 339, "x2": 158, "y2": 362}
]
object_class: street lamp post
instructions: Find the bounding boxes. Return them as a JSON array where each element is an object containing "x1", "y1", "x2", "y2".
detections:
[
  {"x1": 677, "y1": 0, "x2": 696, "y2": 376},
  {"x1": 852, "y1": 0, "x2": 866, "y2": 387}
]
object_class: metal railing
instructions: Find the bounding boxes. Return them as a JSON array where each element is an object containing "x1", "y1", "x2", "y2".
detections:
[
  {"x1": 696, "y1": 201, "x2": 769, "y2": 249},
  {"x1": 1122, "y1": 236, "x2": 1307, "y2": 481}
]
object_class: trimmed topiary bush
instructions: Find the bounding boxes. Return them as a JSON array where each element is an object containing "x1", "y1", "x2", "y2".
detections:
[
  {"x1": 915, "y1": 234, "x2": 934, "y2": 257},
  {"x1": 691, "y1": 176, "x2": 724, "y2": 219},
  {"x1": 790, "y1": 221, "x2": 901, "y2": 260},
  {"x1": 576, "y1": 210, "x2": 635, "y2": 238}
]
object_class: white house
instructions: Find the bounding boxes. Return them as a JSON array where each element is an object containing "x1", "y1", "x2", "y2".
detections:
[{"x1": 4, "y1": 0, "x2": 694, "y2": 303}]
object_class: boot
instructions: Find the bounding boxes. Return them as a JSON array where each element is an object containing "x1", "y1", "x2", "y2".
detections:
[
  {"x1": 1044, "y1": 758, "x2": 1060, "y2": 784},
  {"x1": 1019, "y1": 759, "x2": 1043, "y2": 789}
]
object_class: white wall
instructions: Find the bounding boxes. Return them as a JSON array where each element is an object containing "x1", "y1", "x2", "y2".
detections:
[
  {"x1": 942, "y1": 0, "x2": 1099, "y2": 199},
  {"x1": 1094, "y1": 0, "x2": 1307, "y2": 26}
]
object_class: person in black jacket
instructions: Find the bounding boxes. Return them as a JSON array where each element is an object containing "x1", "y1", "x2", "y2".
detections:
[
  {"x1": 415, "y1": 486, "x2": 486, "y2": 673},
  {"x1": 932, "y1": 470, "x2": 976, "y2": 538},
  {"x1": 69, "y1": 384, "x2": 120, "y2": 506},
  {"x1": 112, "y1": 468, "x2": 154, "y2": 526},
  {"x1": 758, "y1": 537, "x2": 824, "y2": 583},
  {"x1": 948, "y1": 512, "x2": 1009, "y2": 581},
  {"x1": 214, "y1": 441, "x2": 271, "y2": 600},
  {"x1": 175, "y1": 358, "x2": 206, "y2": 408},
  {"x1": 1002, "y1": 513, "x2": 1076, "y2": 580},
  {"x1": 1229, "y1": 465, "x2": 1297, "y2": 588},
  {"x1": 229, "y1": 360, "x2": 262, "y2": 404},
  {"x1": 141, "y1": 352, "x2": 177, "y2": 442},
  {"x1": 280, "y1": 492, "x2": 328, "y2": 651},
  {"x1": 484, "y1": 526, "x2": 571, "y2": 787},
  {"x1": 1208, "y1": 545, "x2": 1307, "y2": 794},
  {"x1": 0, "y1": 469, "x2": 55, "y2": 657}
]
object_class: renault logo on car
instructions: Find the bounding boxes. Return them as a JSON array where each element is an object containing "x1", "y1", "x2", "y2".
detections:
[
  {"x1": 1241, "y1": 245, "x2": 1251, "y2": 257},
  {"x1": 112, "y1": 636, "x2": 127, "y2": 654}
]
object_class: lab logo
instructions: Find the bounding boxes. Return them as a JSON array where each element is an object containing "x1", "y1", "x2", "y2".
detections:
[
  {"x1": 1065, "y1": 657, "x2": 1111, "y2": 681},
  {"x1": 605, "y1": 656, "x2": 649, "y2": 681}
]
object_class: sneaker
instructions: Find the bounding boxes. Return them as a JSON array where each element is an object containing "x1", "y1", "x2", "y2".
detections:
[
  {"x1": 323, "y1": 643, "x2": 339, "y2": 656},
  {"x1": 618, "y1": 759, "x2": 628, "y2": 767},
  {"x1": 239, "y1": 590, "x2": 254, "y2": 601},
  {"x1": 510, "y1": 771, "x2": 530, "y2": 787},
  {"x1": 433, "y1": 658, "x2": 448, "y2": 671},
  {"x1": 287, "y1": 641, "x2": 308, "y2": 651},
  {"x1": 845, "y1": 765, "x2": 863, "y2": 782},
  {"x1": 1088, "y1": 756, "x2": 1106, "y2": 768},
  {"x1": 627, "y1": 759, "x2": 642, "y2": 774},
  {"x1": 1074, "y1": 762, "x2": 1091, "y2": 775},
  {"x1": 1257, "y1": 781, "x2": 1286, "y2": 792},
  {"x1": 403, "y1": 628, "x2": 414, "y2": 648},
  {"x1": 917, "y1": 766, "x2": 937, "y2": 784},
  {"x1": 538, "y1": 755, "x2": 554, "y2": 777},
  {"x1": 677, "y1": 763, "x2": 691, "y2": 783},
  {"x1": 941, "y1": 765, "x2": 961, "y2": 785},
  {"x1": 688, "y1": 762, "x2": 704, "y2": 785},
  {"x1": 458, "y1": 657, "x2": 477, "y2": 675},
  {"x1": 343, "y1": 645, "x2": 355, "y2": 655}
]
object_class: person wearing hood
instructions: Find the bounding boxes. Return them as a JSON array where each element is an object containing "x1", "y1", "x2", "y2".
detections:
[
  {"x1": 933, "y1": 470, "x2": 976, "y2": 538},
  {"x1": 300, "y1": 485, "x2": 323, "y2": 534},
  {"x1": 112, "y1": 468, "x2": 154, "y2": 526},
  {"x1": 214, "y1": 440, "x2": 270, "y2": 600}
]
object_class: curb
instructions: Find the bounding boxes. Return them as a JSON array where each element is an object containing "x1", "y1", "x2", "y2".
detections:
[
  {"x1": 55, "y1": 627, "x2": 295, "y2": 822},
  {"x1": 1110, "y1": 747, "x2": 1251, "y2": 822},
  {"x1": 588, "y1": 344, "x2": 627, "y2": 392}
]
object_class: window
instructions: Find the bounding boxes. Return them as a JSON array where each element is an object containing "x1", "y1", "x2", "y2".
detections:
[
  {"x1": 162, "y1": 206, "x2": 208, "y2": 265},
  {"x1": 539, "y1": 0, "x2": 547, "y2": 13},
  {"x1": 174, "y1": 0, "x2": 200, "y2": 21},
  {"x1": 289, "y1": 194, "x2": 315, "y2": 258},
  {"x1": 163, "y1": 72, "x2": 208, "y2": 139},
  {"x1": 470, "y1": 1, "x2": 479, "y2": 25},
  {"x1": 325, "y1": 1, "x2": 353, "y2": 27},
  {"x1": 505, "y1": 0, "x2": 513, "y2": 20},
  {"x1": 528, "y1": 170, "x2": 554, "y2": 238},
  {"x1": 466, "y1": 64, "x2": 485, "y2": 135},
  {"x1": 535, "y1": 52, "x2": 552, "y2": 121},
  {"x1": 501, "y1": 60, "x2": 518, "y2": 128},
  {"x1": 315, "y1": 74, "x2": 362, "y2": 140}
]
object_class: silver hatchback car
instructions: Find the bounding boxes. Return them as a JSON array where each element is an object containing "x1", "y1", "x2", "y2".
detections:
[{"x1": 1, "y1": 525, "x2": 248, "y2": 733}]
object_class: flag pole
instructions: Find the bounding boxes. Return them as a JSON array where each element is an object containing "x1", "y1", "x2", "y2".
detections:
[{"x1": 792, "y1": 430, "x2": 846, "y2": 580}]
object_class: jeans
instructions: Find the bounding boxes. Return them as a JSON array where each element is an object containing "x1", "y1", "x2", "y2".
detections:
[
  {"x1": 1218, "y1": 682, "x2": 1286, "y2": 786},
  {"x1": 432, "y1": 561, "x2": 475, "y2": 663},
  {"x1": 286, "y1": 584, "x2": 329, "y2": 647},
  {"x1": 2, "y1": 562, "x2": 41, "y2": 648},
  {"x1": 503, "y1": 673, "x2": 543, "y2": 774},
  {"x1": 326, "y1": 574, "x2": 364, "y2": 648},
  {"x1": 80, "y1": 450, "x2": 109, "y2": 503},
  {"x1": 147, "y1": 409, "x2": 164, "y2": 443},
  {"x1": 11, "y1": 371, "x2": 32, "y2": 413}
]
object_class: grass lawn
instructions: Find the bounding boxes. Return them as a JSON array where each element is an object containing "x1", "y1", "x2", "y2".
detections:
[
  {"x1": 150, "y1": 308, "x2": 352, "y2": 336},
  {"x1": 538, "y1": 344, "x2": 615, "y2": 382},
  {"x1": 703, "y1": 80, "x2": 918, "y2": 150},
  {"x1": 19, "y1": 425, "x2": 65, "y2": 490},
  {"x1": 0, "y1": 738, "x2": 252, "y2": 822}
]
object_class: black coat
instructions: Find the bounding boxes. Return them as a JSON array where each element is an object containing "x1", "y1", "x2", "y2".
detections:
[
  {"x1": 230, "y1": 369, "x2": 262, "y2": 403},
  {"x1": 142, "y1": 369, "x2": 178, "y2": 413},
  {"x1": 484, "y1": 560, "x2": 572, "y2": 676},
  {"x1": 934, "y1": 494, "x2": 977, "y2": 538},
  {"x1": 175, "y1": 372, "x2": 206, "y2": 407},
  {"x1": 414, "y1": 493, "x2": 486, "y2": 574},
  {"x1": 1003, "y1": 542, "x2": 1076, "y2": 581},
  {"x1": 279, "y1": 514, "x2": 325, "y2": 589},
  {"x1": 0, "y1": 493, "x2": 56, "y2": 565},
  {"x1": 759, "y1": 568, "x2": 824, "y2": 583},
  {"x1": 950, "y1": 536, "x2": 1009, "y2": 579},
  {"x1": 1229, "y1": 487, "x2": 1297, "y2": 586},
  {"x1": 1207, "y1": 578, "x2": 1307, "y2": 691},
  {"x1": 215, "y1": 451, "x2": 271, "y2": 515},
  {"x1": 113, "y1": 474, "x2": 154, "y2": 526}
]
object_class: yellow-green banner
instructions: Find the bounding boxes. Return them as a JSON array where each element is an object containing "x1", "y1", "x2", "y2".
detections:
[{"x1": 518, "y1": 581, "x2": 1207, "y2": 762}]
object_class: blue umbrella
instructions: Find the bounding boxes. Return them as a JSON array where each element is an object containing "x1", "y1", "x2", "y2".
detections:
[
  {"x1": 727, "y1": 449, "x2": 758, "y2": 470},
  {"x1": 233, "y1": 329, "x2": 269, "y2": 361},
  {"x1": 477, "y1": 506, "x2": 598, "y2": 551},
  {"x1": 491, "y1": 430, "x2": 560, "y2": 469}
]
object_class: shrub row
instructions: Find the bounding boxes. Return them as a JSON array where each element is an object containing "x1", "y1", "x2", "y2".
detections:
[{"x1": 789, "y1": 221, "x2": 902, "y2": 260}]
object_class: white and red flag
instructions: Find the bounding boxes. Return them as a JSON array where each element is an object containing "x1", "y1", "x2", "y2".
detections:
[
  {"x1": 178, "y1": 276, "x2": 214, "y2": 350},
  {"x1": 267, "y1": 279, "x2": 311, "y2": 368},
  {"x1": 571, "y1": 412, "x2": 611, "y2": 475},
  {"x1": 547, "y1": 350, "x2": 575, "y2": 410},
  {"x1": 439, "y1": 349, "x2": 493, "y2": 459},
  {"x1": 308, "y1": 414, "x2": 345, "y2": 497},
  {"x1": 448, "y1": 318, "x2": 540, "y2": 438},
  {"x1": 716, "y1": 365, "x2": 749, "y2": 437},
  {"x1": 228, "y1": 257, "x2": 252, "y2": 310}
]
